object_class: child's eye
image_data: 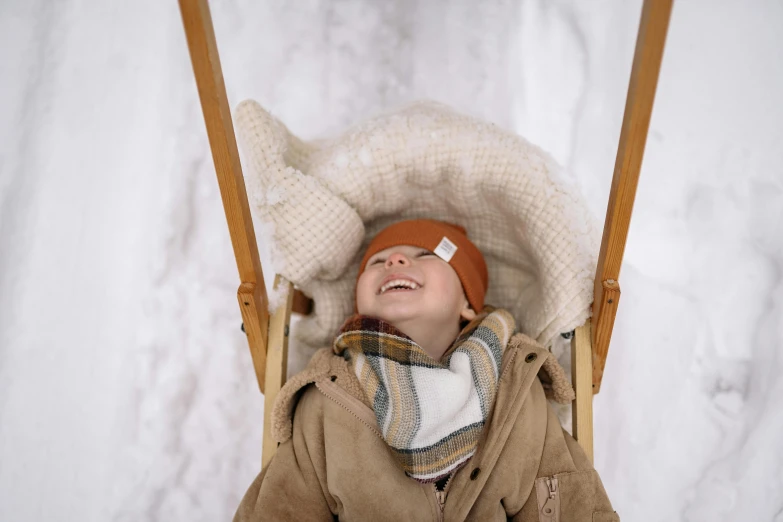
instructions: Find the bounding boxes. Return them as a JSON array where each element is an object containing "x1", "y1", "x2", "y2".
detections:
[{"x1": 369, "y1": 252, "x2": 432, "y2": 265}]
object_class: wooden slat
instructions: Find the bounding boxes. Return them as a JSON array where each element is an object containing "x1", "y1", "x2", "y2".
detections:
[
  {"x1": 593, "y1": 0, "x2": 673, "y2": 393},
  {"x1": 178, "y1": 0, "x2": 270, "y2": 392},
  {"x1": 262, "y1": 277, "x2": 295, "y2": 468},
  {"x1": 571, "y1": 322, "x2": 594, "y2": 463}
]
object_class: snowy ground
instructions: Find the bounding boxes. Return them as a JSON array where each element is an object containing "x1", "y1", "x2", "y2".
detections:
[{"x1": 1, "y1": 0, "x2": 782, "y2": 521}]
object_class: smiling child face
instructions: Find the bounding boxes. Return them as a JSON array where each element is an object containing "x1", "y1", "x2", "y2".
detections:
[{"x1": 355, "y1": 244, "x2": 475, "y2": 327}]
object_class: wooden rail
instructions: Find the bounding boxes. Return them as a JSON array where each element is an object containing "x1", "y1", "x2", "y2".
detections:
[
  {"x1": 262, "y1": 277, "x2": 295, "y2": 467},
  {"x1": 571, "y1": 322, "x2": 594, "y2": 461},
  {"x1": 592, "y1": 0, "x2": 673, "y2": 393},
  {"x1": 178, "y1": 0, "x2": 270, "y2": 392}
]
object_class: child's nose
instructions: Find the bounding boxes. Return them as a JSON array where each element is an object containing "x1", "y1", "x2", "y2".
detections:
[{"x1": 385, "y1": 253, "x2": 411, "y2": 267}]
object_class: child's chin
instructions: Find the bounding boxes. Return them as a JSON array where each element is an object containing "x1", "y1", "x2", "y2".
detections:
[{"x1": 372, "y1": 306, "x2": 419, "y2": 324}]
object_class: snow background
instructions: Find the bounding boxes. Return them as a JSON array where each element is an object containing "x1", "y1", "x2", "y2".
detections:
[{"x1": 1, "y1": 0, "x2": 782, "y2": 520}]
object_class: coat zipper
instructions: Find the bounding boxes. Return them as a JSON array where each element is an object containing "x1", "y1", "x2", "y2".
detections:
[
  {"x1": 541, "y1": 477, "x2": 559, "y2": 521},
  {"x1": 432, "y1": 472, "x2": 454, "y2": 521},
  {"x1": 434, "y1": 487, "x2": 445, "y2": 521}
]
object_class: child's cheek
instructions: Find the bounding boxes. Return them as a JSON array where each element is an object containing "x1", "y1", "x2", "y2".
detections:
[{"x1": 355, "y1": 274, "x2": 376, "y2": 313}]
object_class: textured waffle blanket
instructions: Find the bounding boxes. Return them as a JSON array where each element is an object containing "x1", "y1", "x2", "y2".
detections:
[{"x1": 234, "y1": 100, "x2": 599, "y2": 350}]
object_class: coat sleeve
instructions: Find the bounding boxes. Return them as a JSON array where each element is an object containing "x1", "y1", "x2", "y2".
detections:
[{"x1": 234, "y1": 387, "x2": 336, "y2": 522}]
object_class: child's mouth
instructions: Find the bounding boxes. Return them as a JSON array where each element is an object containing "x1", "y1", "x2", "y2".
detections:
[
  {"x1": 378, "y1": 279, "x2": 422, "y2": 295},
  {"x1": 382, "y1": 287, "x2": 419, "y2": 294}
]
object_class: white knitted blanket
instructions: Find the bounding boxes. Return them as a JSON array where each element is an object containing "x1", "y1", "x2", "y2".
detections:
[{"x1": 234, "y1": 100, "x2": 599, "y2": 350}]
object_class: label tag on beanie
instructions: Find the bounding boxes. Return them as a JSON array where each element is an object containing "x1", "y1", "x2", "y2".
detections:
[{"x1": 434, "y1": 236, "x2": 458, "y2": 262}]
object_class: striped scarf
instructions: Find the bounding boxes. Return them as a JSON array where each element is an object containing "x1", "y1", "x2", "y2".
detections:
[{"x1": 333, "y1": 309, "x2": 516, "y2": 483}]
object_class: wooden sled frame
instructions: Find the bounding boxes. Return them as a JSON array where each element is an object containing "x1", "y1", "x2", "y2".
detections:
[{"x1": 178, "y1": 0, "x2": 673, "y2": 467}]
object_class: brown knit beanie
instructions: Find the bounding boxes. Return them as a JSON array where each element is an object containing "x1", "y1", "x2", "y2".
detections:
[{"x1": 358, "y1": 219, "x2": 488, "y2": 313}]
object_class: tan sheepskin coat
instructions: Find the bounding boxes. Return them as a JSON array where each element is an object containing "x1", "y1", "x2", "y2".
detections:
[{"x1": 235, "y1": 333, "x2": 618, "y2": 521}]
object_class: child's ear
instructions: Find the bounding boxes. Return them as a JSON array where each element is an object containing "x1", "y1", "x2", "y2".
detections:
[{"x1": 460, "y1": 300, "x2": 477, "y2": 321}]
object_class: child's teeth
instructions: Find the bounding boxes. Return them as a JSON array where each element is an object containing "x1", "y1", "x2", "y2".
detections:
[{"x1": 380, "y1": 279, "x2": 420, "y2": 294}]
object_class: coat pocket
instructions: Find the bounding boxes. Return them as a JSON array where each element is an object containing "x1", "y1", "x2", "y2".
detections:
[{"x1": 535, "y1": 470, "x2": 616, "y2": 522}]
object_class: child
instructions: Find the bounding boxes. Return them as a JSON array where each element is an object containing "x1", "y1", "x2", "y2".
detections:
[{"x1": 235, "y1": 219, "x2": 618, "y2": 521}]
